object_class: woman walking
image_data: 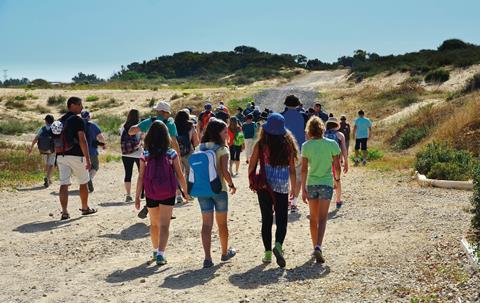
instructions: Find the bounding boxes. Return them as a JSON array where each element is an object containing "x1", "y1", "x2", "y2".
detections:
[
  {"x1": 193, "y1": 118, "x2": 237, "y2": 268},
  {"x1": 248, "y1": 113, "x2": 298, "y2": 268},
  {"x1": 227, "y1": 116, "x2": 245, "y2": 176},
  {"x1": 135, "y1": 121, "x2": 190, "y2": 266},
  {"x1": 301, "y1": 116, "x2": 341, "y2": 264}
]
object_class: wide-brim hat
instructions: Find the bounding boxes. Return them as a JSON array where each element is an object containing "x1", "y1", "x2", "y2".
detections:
[
  {"x1": 153, "y1": 101, "x2": 171, "y2": 114},
  {"x1": 262, "y1": 113, "x2": 287, "y2": 136},
  {"x1": 326, "y1": 117, "x2": 340, "y2": 128}
]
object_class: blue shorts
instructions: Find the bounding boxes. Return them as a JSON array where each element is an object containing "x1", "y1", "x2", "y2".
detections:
[
  {"x1": 197, "y1": 191, "x2": 228, "y2": 213},
  {"x1": 307, "y1": 185, "x2": 333, "y2": 201}
]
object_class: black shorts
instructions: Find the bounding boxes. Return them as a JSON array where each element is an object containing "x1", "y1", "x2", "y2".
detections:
[
  {"x1": 146, "y1": 196, "x2": 176, "y2": 208},
  {"x1": 229, "y1": 145, "x2": 242, "y2": 161},
  {"x1": 355, "y1": 138, "x2": 368, "y2": 151}
]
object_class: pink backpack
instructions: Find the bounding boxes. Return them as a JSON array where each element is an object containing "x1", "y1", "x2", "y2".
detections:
[{"x1": 144, "y1": 155, "x2": 177, "y2": 200}]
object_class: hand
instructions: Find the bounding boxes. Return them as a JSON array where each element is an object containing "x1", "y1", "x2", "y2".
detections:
[
  {"x1": 302, "y1": 188, "x2": 309, "y2": 204},
  {"x1": 135, "y1": 196, "x2": 141, "y2": 210},
  {"x1": 229, "y1": 186, "x2": 237, "y2": 195},
  {"x1": 184, "y1": 194, "x2": 192, "y2": 202},
  {"x1": 102, "y1": 144, "x2": 106, "y2": 150},
  {"x1": 343, "y1": 162, "x2": 349, "y2": 174},
  {"x1": 85, "y1": 159, "x2": 91, "y2": 171}
]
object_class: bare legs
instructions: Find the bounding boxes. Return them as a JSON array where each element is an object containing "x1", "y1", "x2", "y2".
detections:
[
  {"x1": 147, "y1": 205, "x2": 174, "y2": 252},
  {"x1": 59, "y1": 183, "x2": 89, "y2": 215},
  {"x1": 308, "y1": 200, "x2": 330, "y2": 248},
  {"x1": 201, "y1": 211, "x2": 229, "y2": 260}
]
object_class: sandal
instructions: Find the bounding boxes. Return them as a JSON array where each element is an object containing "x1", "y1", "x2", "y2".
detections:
[
  {"x1": 79, "y1": 208, "x2": 97, "y2": 216},
  {"x1": 60, "y1": 213, "x2": 70, "y2": 220}
]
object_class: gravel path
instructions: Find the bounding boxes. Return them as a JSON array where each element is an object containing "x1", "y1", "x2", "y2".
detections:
[{"x1": 1, "y1": 161, "x2": 478, "y2": 303}]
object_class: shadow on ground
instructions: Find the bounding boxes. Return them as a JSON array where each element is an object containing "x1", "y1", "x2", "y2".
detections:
[
  {"x1": 160, "y1": 264, "x2": 224, "y2": 289},
  {"x1": 229, "y1": 259, "x2": 330, "y2": 289},
  {"x1": 105, "y1": 261, "x2": 170, "y2": 283},
  {"x1": 50, "y1": 190, "x2": 80, "y2": 196},
  {"x1": 13, "y1": 216, "x2": 84, "y2": 233},
  {"x1": 99, "y1": 222, "x2": 149, "y2": 240},
  {"x1": 16, "y1": 185, "x2": 47, "y2": 192},
  {"x1": 98, "y1": 201, "x2": 133, "y2": 207}
]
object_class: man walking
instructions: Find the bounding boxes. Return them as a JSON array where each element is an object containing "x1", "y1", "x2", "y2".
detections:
[{"x1": 353, "y1": 110, "x2": 372, "y2": 166}]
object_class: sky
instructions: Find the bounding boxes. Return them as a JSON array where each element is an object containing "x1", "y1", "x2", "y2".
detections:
[{"x1": 1, "y1": 0, "x2": 479, "y2": 82}]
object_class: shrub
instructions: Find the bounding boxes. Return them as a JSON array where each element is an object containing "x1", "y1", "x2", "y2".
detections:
[
  {"x1": 471, "y1": 164, "x2": 480, "y2": 240},
  {"x1": 415, "y1": 142, "x2": 476, "y2": 180},
  {"x1": 47, "y1": 95, "x2": 66, "y2": 106},
  {"x1": 170, "y1": 93, "x2": 181, "y2": 100},
  {"x1": 350, "y1": 147, "x2": 384, "y2": 162},
  {"x1": 14, "y1": 95, "x2": 27, "y2": 101},
  {"x1": 424, "y1": 68, "x2": 450, "y2": 84},
  {"x1": 228, "y1": 96, "x2": 255, "y2": 112},
  {"x1": 5, "y1": 99, "x2": 27, "y2": 110},
  {"x1": 86, "y1": 95, "x2": 100, "y2": 102},
  {"x1": 90, "y1": 98, "x2": 123, "y2": 111},
  {"x1": 463, "y1": 73, "x2": 480, "y2": 93},
  {"x1": 398, "y1": 94, "x2": 419, "y2": 107},
  {"x1": 146, "y1": 97, "x2": 157, "y2": 107},
  {"x1": 93, "y1": 114, "x2": 123, "y2": 134},
  {"x1": 0, "y1": 119, "x2": 41, "y2": 135},
  {"x1": 427, "y1": 162, "x2": 468, "y2": 181},
  {"x1": 395, "y1": 127, "x2": 428, "y2": 150},
  {"x1": 34, "y1": 104, "x2": 49, "y2": 114},
  {"x1": 0, "y1": 149, "x2": 44, "y2": 187}
]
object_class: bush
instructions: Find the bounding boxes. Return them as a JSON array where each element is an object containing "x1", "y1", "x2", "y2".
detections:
[
  {"x1": 5, "y1": 99, "x2": 27, "y2": 110},
  {"x1": 146, "y1": 97, "x2": 157, "y2": 107},
  {"x1": 471, "y1": 164, "x2": 480, "y2": 240},
  {"x1": 47, "y1": 95, "x2": 66, "y2": 106},
  {"x1": 93, "y1": 114, "x2": 123, "y2": 134},
  {"x1": 90, "y1": 98, "x2": 123, "y2": 111},
  {"x1": 424, "y1": 68, "x2": 450, "y2": 84},
  {"x1": 463, "y1": 73, "x2": 480, "y2": 93},
  {"x1": 395, "y1": 127, "x2": 428, "y2": 150},
  {"x1": 415, "y1": 142, "x2": 476, "y2": 180},
  {"x1": 34, "y1": 104, "x2": 49, "y2": 114},
  {"x1": 228, "y1": 96, "x2": 255, "y2": 112},
  {"x1": 0, "y1": 119, "x2": 41, "y2": 135},
  {"x1": 170, "y1": 93, "x2": 181, "y2": 100},
  {"x1": 86, "y1": 95, "x2": 100, "y2": 102},
  {"x1": 350, "y1": 147, "x2": 384, "y2": 162}
]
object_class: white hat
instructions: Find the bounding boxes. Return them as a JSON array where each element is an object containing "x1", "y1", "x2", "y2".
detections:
[{"x1": 153, "y1": 101, "x2": 171, "y2": 113}]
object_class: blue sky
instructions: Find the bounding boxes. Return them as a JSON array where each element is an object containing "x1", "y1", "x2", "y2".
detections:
[{"x1": 1, "y1": 0, "x2": 479, "y2": 82}]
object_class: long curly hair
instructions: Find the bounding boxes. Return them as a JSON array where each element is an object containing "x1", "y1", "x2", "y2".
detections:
[
  {"x1": 306, "y1": 116, "x2": 325, "y2": 139},
  {"x1": 144, "y1": 120, "x2": 170, "y2": 158},
  {"x1": 258, "y1": 128, "x2": 299, "y2": 166}
]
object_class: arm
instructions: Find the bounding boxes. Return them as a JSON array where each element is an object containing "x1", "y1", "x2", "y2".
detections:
[
  {"x1": 368, "y1": 127, "x2": 372, "y2": 139},
  {"x1": 170, "y1": 136, "x2": 181, "y2": 158},
  {"x1": 78, "y1": 130, "x2": 91, "y2": 170},
  {"x1": 135, "y1": 160, "x2": 146, "y2": 210},
  {"x1": 337, "y1": 132, "x2": 349, "y2": 174},
  {"x1": 353, "y1": 125, "x2": 357, "y2": 140},
  {"x1": 289, "y1": 153, "x2": 297, "y2": 198},
  {"x1": 172, "y1": 156, "x2": 191, "y2": 201},
  {"x1": 333, "y1": 155, "x2": 341, "y2": 181},
  {"x1": 27, "y1": 137, "x2": 39, "y2": 154},
  {"x1": 301, "y1": 157, "x2": 309, "y2": 203},
  {"x1": 97, "y1": 133, "x2": 106, "y2": 149},
  {"x1": 191, "y1": 128, "x2": 200, "y2": 148},
  {"x1": 248, "y1": 143, "x2": 259, "y2": 191},
  {"x1": 128, "y1": 125, "x2": 141, "y2": 136},
  {"x1": 220, "y1": 153, "x2": 236, "y2": 194}
]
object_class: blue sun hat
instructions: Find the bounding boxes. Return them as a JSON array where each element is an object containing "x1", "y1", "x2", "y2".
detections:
[{"x1": 262, "y1": 113, "x2": 287, "y2": 135}]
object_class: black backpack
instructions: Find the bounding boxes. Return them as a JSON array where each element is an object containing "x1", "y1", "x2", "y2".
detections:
[
  {"x1": 177, "y1": 132, "x2": 192, "y2": 157},
  {"x1": 37, "y1": 126, "x2": 54, "y2": 154}
]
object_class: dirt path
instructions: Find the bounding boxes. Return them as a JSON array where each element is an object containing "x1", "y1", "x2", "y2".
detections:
[{"x1": 1, "y1": 160, "x2": 478, "y2": 303}]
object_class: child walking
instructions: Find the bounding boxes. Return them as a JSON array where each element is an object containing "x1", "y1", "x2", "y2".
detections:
[
  {"x1": 227, "y1": 116, "x2": 245, "y2": 176},
  {"x1": 301, "y1": 116, "x2": 341, "y2": 264},
  {"x1": 135, "y1": 121, "x2": 190, "y2": 266},
  {"x1": 248, "y1": 113, "x2": 298, "y2": 268}
]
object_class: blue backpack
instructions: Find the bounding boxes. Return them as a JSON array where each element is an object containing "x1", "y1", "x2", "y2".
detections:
[
  {"x1": 324, "y1": 129, "x2": 340, "y2": 145},
  {"x1": 188, "y1": 144, "x2": 222, "y2": 197}
]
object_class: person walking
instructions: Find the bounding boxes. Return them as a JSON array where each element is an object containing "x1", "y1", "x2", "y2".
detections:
[
  {"x1": 27, "y1": 114, "x2": 56, "y2": 188},
  {"x1": 235, "y1": 107, "x2": 245, "y2": 123},
  {"x1": 338, "y1": 115, "x2": 351, "y2": 153},
  {"x1": 248, "y1": 113, "x2": 298, "y2": 267},
  {"x1": 242, "y1": 114, "x2": 258, "y2": 164},
  {"x1": 301, "y1": 116, "x2": 341, "y2": 264},
  {"x1": 227, "y1": 116, "x2": 245, "y2": 176},
  {"x1": 198, "y1": 103, "x2": 216, "y2": 135},
  {"x1": 53, "y1": 97, "x2": 96, "y2": 220},
  {"x1": 314, "y1": 103, "x2": 329, "y2": 123},
  {"x1": 135, "y1": 120, "x2": 190, "y2": 266},
  {"x1": 324, "y1": 117, "x2": 349, "y2": 209},
  {"x1": 281, "y1": 95, "x2": 308, "y2": 213},
  {"x1": 353, "y1": 110, "x2": 372, "y2": 166},
  {"x1": 190, "y1": 118, "x2": 237, "y2": 268},
  {"x1": 81, "y1": 111, "x2": 106, "y2": 193},
  {"x1": 214, "y1": 104, "x2": 230, "y2": 123},
  {"x1": 120, "y1": 109, "x2": 143, "y2": 203}
]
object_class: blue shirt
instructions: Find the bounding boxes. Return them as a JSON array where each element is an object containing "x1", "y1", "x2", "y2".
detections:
[
  {"x1": 242, "y1": 122, "x2": 257, "y2": 139},
  {"x1": 282, "y1": 108, "x2": 308, "y2": 151},
  {"x1": 354, "y1": 117, "x2": 372, "y2": 139},
  {"x1": 85, "y1": 122, "x2": 102, "y2": 156}
]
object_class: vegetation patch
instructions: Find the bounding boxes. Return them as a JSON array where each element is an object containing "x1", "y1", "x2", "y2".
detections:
[
  {"x1": 463, "y1": 72, "x2": 480, "y2": 94},
  {"x1": 5, "y1": 99, "x2": 27, "y2": 110},
  {"x1": 424, "y1": 68, "x2": 450, "y2": 84},
  {"x1": 349, "y1": 147, "x2": 384, "y2": 162},
  {"x1": 93, "y1": 114, "x2": 123, "y2": 135},
  {"x1": 90, "y1": 98, "x2": 123, "y2": 111},
  {"x1": 0, "y1": 119, "x2": 41, "y2": 135},
  {"x1": 146, "y1": 97, "x2": 157, "y2": 107},
  {"x1": 228, "y1": 96, "x2": 255, "y2": 112},
  {"x1": 394, "y1": 127, "x2": 428, "y2": 150},
  {"x1": 86, "y1": 95, "x2": 100, "y2": 102},
  {"x1": 47, "y1": 95, "x2": 67, "y2": 106}
]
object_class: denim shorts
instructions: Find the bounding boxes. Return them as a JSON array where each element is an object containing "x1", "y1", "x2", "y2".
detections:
[
  {"x1": 197, "y1": 191, "x2": 228, "y2": 213},
  {"x1": 307, "y1": 185, "x2": 333, "y2": 201}
]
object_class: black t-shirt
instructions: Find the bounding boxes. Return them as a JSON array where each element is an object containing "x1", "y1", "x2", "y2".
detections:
[
  {"x1": 61, "y1": 112, "x2": 86, "y2": 157},
  {"x1": 214, "y1": 111, "x2": 230, "y2": 123}
]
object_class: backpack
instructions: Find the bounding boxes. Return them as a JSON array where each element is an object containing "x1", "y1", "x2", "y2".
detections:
[
  {"x1": 143, "y1": 154, "x2": 177, "y2": 200},
  {"x1": 188, "y1": 144, "x2": 222, "y2": 197},
  {"x1": 324, "y1": 129, "x2": 340, "y2": 145},
  {"x1": 177, "y1": 131, "x2": 192, "y2": 157},
  {"x1": 52, "y1": 114, "x2": 75, "y2": 155},
  {"x1": 120, "y1": 128, "x2": 140, "y2": 154},
  {"x1": 37, "y1": 126, "x2": 54, "y2": 154},
  {"x1": 233, "y1": 131, "x2": 245, "y2": 146}
]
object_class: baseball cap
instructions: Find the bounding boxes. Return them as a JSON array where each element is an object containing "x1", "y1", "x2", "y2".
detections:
[{"x1": 153, "y1": 101, "x2": 171, "y2": 113}]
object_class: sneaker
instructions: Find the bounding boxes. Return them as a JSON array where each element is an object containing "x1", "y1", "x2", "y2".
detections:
[
  {"x1": 336, "y1": 201, "x2": 343, "y2": 209},
  {"x1": 87, "y1": 180, "x2": 94, "y2": 193},
  {"x1": 221, "y1": 248, "x2": 237, "y2": 261},
  {"x1": 43, "y1": 177, "x2": 49, "y2": 188},
  {"x1": 176, "y1": 195, "x2": 183, "y2": 204},
  {"x1": 262, "y1": 251, "x2": 272, "y2": 264},
  {"x1": 150, "y1": 251, "x2": 157, "y2": 263},
  {"x1": 125, "y1": 195, "x2": 133, "y2": 203},
  {"x1": 273, "y1": 242, "x2": 286, "y2": 268},
  {"x1": 156, "y1": 254, "x2": 167, "y2": 266},
  {"x1": 138, "y1": 206, "x2": 148, "y2": 219},
  {"x1": 203, "y1": 259, "x2": 214, "y2": 268},
  {"x1": 362, "y1": 160, "x2": 367, "y2": 166},
  {"x1": 314, "y1": 248, "x2": 325, "y2": 264},
  {"x1": 290, "y1": 205, "x2": 299, "y2": 213},
  {"x1": 354, "y1": 159, "x2": 359, "y2": 167}
]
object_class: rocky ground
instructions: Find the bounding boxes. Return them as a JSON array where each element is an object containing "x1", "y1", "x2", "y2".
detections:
[{"x1": 1, "y1": 160, "x2": 478, "y2": 303}]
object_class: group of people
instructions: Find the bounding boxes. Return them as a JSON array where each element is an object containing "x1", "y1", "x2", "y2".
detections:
[{"x1": 28, "y1": 94, "x2": 373, "y2": 269}]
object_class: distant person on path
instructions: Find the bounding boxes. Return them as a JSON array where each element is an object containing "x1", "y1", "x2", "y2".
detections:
[
  {"x1": 120, "y1": 109, "x2": 143, "y2": 203},
  {"x1": 242, "y1": 114, "x2": 258, "y2": 164},
  {"x1": 54, "y1": 97, "x2": 96, "y2": 220},
  {"x1": 192, "y1": 118, "x2": 237, "y2": 268},
  {"x1": 301, "y1": 116, "x2": 341, "y2": 264},
  {"x1": 81, "y1": 111, "x2": 106, "y2": 193},
  {"x1": 324, "y1": 117, "x2": 349, "y2": 209},
  {"x1": 214, "y1": 104, "x2": 230, "y2": 123},
  {"x1": 281, "y1": 95, "x2": 308, "y2": 213},
  {"x1": 243, "y1": 102, "x2": 255, "y2": 117},
  {"x1": 227, "y1": 116, "x2": 245, "y2": 176},
  {"x1": 248, "y1": 113, "x2": 298, "y2": 267},
  {"x1": 314, "y1": 103, "x2": 329, "y2": 123},
  {"x1": 135, "y1": 121, "x2": 190, "y2": 266},
  {"x1": 235, "y1": 107, "x2": 245, "y2": 123},
  {"x1": 338, "y1": 115, "x2": 351, "y2": 152},
  {"x1": 353, "y1": 110, "x2": 372, "y2": 166},
  {"x1": 198, "y1": 103, "x2": 216, "y2": 135},
  {"x1": 27, "y1": 114, "x2": 56, "y2": 188},
  {"x1": 128, "y1": 101, "x2": 180, "y2": 155}
]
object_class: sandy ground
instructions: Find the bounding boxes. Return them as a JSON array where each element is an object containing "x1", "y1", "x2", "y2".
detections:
[{"x1": 1, "y1": 159, "x2": 479, "y2": 303}]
